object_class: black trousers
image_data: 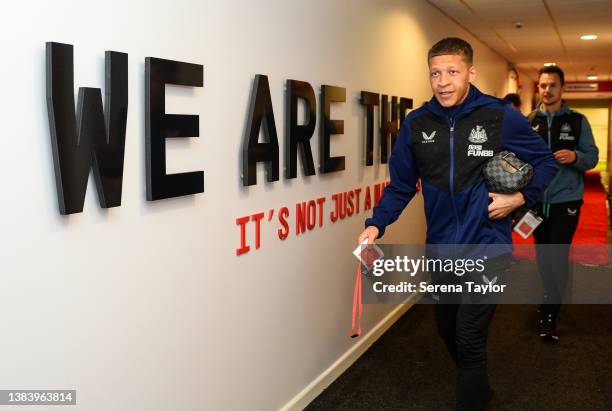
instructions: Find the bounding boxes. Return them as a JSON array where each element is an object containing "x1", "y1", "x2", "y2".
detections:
[
  {"x1": 435, "y1": 303, "x2": 497, "y2": 411},
  {"x1": 533, "y1": 200, "x2": 582, "y2": 316}
]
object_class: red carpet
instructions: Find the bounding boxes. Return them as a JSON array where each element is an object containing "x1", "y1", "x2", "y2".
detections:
[{"x1": 512, "y1": 170, "x2": 609, "y2": 265}]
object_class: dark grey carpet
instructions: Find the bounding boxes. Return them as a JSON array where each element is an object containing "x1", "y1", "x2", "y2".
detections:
[{"x1": 306, "y1": 303, "x2": 612, "y2": 410}]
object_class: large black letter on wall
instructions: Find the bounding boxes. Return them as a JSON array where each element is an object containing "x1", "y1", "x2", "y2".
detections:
[
  {"x1": 399, "y1": 97, "x2": 413, "y2": 127},
  {"x1": 145, "y1": 57, "x2": 204, "y2": 201},
  {"x1": 286, "y1": 80, "x2": 316, "y2": 179},
  {"x1": 242, "y1": 75, "x2": 279, "y2": 186},
  {"x1": 360, "y1": 91, "x2": 379, "y2": 166},
  {"x1": 380, "y1": 95, "x2": 399, "y2": 164},
  {"x1": 45, "y1": 42, "x2": 128, "y2": 215},
  {"x1": 320, "y1": 85, "x2": 346, "y2": 173}
]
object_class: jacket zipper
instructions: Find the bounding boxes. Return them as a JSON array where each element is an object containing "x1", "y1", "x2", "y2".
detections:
[
  {"x1": 449, "y1": 117, "x2": 459, "y2": 244},
  {"x1": 543, "y1": 113, "x2": 553, "y2": 203}
]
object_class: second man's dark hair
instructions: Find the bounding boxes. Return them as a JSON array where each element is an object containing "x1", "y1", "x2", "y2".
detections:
[
  {"x1": 539, "y1": 65, "x2": 565, "y2": 85},
  {"x1": 428, "y1": 37, "x2": 474, "y2": 65}
]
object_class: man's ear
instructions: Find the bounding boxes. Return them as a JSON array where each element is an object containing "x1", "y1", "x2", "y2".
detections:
[{"x1": 468, "y1": 65, "x2": 477, "y2": 82}]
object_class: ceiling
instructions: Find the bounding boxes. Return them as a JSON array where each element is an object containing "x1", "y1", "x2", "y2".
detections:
[{"x1": 426, "y1": 0, "x2": 612, "y2": 83}]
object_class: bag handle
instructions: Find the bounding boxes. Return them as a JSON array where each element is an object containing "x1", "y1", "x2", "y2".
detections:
[{"x1": 501, "y1": 152, "x2": 529, "y2": 172}]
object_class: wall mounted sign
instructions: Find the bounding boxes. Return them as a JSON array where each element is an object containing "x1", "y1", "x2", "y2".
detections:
[
  {"x1": 234, "y1": 180, "x2": 396, "y2": 255},
  {"x1": 44, "y1": 41, "x2": 417, "y2": 254},
  {"x1": 563, "y1": 83, "x2": 598, "y2": 92},
  {"x1": 46, "y1": 41, "x2": 413, "y2": 214}
]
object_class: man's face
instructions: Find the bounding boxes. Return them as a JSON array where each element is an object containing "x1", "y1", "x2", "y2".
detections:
[
  {"x1": 538, "y1": 73, "x2": 563, "y2": 107},
  {"x1": 428, "y1": 54, "x2": 476, "y2": 108}
]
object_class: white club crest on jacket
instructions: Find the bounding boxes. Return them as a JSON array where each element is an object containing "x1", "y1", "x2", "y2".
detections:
[
  {"x1": 561, "y1": 122, "x2": 572, "y2": 133},
  {"x1": 468, "y1": 125, "x2": 488, "y2": 143}
]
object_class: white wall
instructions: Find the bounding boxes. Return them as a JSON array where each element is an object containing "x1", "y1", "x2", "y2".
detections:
[
  {"x1": 517, "y1": 70, "x2": 537, "y2": 114},
  {"x1": 576, "y1": 107, "x2": 609, "y2": 166},
  {"x1": 0, "y1": 1, "x2": 508, "y2": 410}
]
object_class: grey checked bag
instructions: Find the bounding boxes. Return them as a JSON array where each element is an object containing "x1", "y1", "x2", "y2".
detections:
[{"x1": 483, "y1": 151, "x2": 533, "y2": 193}]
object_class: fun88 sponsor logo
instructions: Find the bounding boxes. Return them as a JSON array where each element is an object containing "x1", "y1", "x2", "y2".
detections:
[{"x1": 467, "y1": 144, "x2": 494, "y2": 157}]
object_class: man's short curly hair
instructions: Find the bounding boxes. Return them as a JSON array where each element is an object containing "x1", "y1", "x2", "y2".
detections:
[
  {"x1": 538, "y1": 65, "x2": 565, "y2": 85},
  {"x1": 428, "y1": 37, "x2": 474, "y2": 65}
]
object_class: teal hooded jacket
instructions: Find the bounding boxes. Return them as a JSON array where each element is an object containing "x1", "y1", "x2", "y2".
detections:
[{"x1": 529, "y1": 102, "x2": 599, "y2": 204}]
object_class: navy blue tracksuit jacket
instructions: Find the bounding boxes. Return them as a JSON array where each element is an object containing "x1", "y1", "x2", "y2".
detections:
[{"x1": 365, "y1": 85, "x2": 558, "y2": 244}]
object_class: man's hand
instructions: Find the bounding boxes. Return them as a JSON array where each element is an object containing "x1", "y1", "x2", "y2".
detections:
[
  {"x1": 357, "y1": 226, "x2": 379, "y2": 244},
  {"x1": 488, "y1": 192, "x2": 525, "y2": 220},
  {"x1": 553, "y1": 149, "x2": 576, "y2": 165}
]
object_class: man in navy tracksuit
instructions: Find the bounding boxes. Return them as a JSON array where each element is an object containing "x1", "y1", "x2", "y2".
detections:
[{"x1": 358, "y1": 38, "x2": 558, "y2": 410}]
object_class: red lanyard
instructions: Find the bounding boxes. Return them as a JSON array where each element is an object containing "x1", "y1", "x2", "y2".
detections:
[{"x1": 349, "y1": 263, "x2": 363, "y2": 338}]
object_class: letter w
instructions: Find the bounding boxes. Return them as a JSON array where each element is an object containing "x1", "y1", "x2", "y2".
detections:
[{"x1": 46, "y1": 42, "x2": 128, "y2": 215}]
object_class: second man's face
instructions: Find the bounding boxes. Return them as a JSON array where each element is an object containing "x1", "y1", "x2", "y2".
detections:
[
  {"x1": 538, "y1": 73, "x2": 563, "y2": 107},
  {"x1": 428, "y1": 54, "x2": 475, "y2": 108}
]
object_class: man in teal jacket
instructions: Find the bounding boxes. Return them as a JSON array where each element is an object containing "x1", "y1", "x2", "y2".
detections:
[{"x1": 529, "y1": 65, "x2": 599, "y2": 341}]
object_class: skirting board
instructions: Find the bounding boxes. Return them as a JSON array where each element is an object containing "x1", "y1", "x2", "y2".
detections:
[{"x1": 280, "y1": 292, "x2": 422, "y2": 411}]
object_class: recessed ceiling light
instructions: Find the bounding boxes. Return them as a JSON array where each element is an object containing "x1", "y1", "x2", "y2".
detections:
[
  {"x1": 587, "y1": 75, "x2": 598, "y2": 80},
  {"x1": 543, "y1": 62, "x2": 556, "y2": 66},
  {"x1": 580, "y1": 34, "x2": 598, "y2": 40}
]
